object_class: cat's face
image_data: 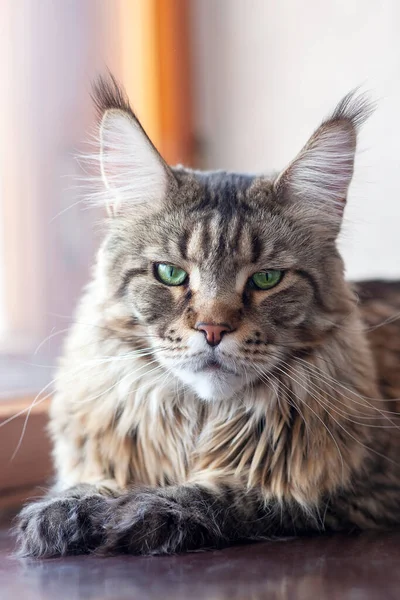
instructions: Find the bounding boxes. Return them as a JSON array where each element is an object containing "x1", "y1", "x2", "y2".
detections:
[
  {"x1": 101, "y1": 170, "x2": 351, "y2": 401},
  {"x1": 92, "y1": 77, "x2": 370, "y2": 401}
]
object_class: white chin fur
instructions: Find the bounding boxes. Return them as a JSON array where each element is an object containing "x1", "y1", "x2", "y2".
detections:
[{"x1": 173, "y1": 368, "x2": 246, "y2": 401}]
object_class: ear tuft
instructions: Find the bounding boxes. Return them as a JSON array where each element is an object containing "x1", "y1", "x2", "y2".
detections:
[
  {"x1": 330, "y1": 89, "x2": 375, "y2": 130},
  {"x1": 90, "y1": 74, "x2": 171, "y2": 216},
  {"x1": 92, "y1": 73, "x2": 134, "y2": 119},
  {"x1": 275, "y1": 90, "x2": 375, "y2": 224}
]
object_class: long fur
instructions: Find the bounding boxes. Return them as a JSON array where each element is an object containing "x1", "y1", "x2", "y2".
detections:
[{"x1": 15, "y1": 77, "x2": 400, "y2": 558}]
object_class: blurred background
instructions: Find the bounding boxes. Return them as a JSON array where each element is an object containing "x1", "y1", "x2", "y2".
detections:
[{"x1": 1, "y1": 0, "x2": 400, "y2": 506}]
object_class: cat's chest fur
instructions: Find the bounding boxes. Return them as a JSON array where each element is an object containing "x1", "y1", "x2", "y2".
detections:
[{"x1": 52, "y1": 350, "x2": 368, "y2": 507}]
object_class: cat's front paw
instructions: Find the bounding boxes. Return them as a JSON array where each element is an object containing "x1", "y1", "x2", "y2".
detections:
[
  {"x1": 16, "y1": 494, "x2": 109, "y2": 557},
  {"x1": 101, "y1": 487, "x2": 222, "y2": 555}
]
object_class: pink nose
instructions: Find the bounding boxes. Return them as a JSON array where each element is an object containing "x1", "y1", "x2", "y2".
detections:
[{"x1": 195, "y1": 322, "x2": 232, "y2": 346}]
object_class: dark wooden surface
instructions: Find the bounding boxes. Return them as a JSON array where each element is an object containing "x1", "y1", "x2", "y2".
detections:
[{"x1": 1, "y1": 526, "x2": 399, "y2": 599}]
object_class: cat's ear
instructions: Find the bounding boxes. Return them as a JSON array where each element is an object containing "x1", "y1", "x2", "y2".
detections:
[
  {"x1": 274, "y1": 91, "x2": 374, "y2": 229},
  {"x1": 92, "y1": 75, "x2": 173, "y2": 216}
]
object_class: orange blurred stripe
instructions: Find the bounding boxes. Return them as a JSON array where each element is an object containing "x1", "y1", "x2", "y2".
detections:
[
  {"x1": 117, "y1": 0, "x2": 162, "y2": 149},
  {"x1": 156, "y1": 0, "x2": 194, "y2": 166},
  {"x1": 116, "y1": 0, "x2": 194, "y2": 165}
]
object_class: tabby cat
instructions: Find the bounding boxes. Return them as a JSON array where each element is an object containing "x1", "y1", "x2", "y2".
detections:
[{"x1": 17, "y1": 77, "x2": 400, "y2": 557}]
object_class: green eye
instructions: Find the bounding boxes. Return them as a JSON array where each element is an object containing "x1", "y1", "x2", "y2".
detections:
[
  {"x1": 250, "y1": 270, "x2": 283, "y2": 290},
  {"x1": 155, "y1": 263, "x2": 188, "y2": 286}
]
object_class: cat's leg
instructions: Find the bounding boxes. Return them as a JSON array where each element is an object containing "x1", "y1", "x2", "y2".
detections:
[
  {"x1": 100, "y1": 477, "x2": 400, "y2": 556},
  {"x1": 22, "y1": 478, "x2": 392, "y2": 557},
  {"x1": 97, "y1": 483, "x2": 312, "y2": 555},
  {"x1": 15, "y1": 483, "x2": 116, "y2": 557}
]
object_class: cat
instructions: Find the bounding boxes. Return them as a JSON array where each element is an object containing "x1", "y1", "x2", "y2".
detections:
[{"x1": 16, "y1": 75, "x2": 400, "y2": 557}]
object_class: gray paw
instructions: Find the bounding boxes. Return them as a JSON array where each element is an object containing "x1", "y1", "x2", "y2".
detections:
[
  {"x1": 16, "y1": 494, "x2": 109, "y2": 557},
  {"x1": 101, "y1": 487, "x2": 223, "y2": 555}
]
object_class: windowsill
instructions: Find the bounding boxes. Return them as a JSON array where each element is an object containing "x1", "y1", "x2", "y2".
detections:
[{"x1": 0, "y1": 391, "x2": 52, "y2": 513}]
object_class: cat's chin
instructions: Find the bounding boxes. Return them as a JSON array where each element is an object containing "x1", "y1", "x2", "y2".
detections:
[{"x1": 173, "y1": 368, "x2": 248, "y2": 401}]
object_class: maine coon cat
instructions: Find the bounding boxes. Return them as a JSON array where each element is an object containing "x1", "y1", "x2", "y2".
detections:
[{"x1": 17, "y1": 76, "x2": 400, "y2": 557}]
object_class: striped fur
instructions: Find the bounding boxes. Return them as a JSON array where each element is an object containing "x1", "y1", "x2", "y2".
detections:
[{"x1": 16, "y1": 78, "x2": 400, "y2": 557}]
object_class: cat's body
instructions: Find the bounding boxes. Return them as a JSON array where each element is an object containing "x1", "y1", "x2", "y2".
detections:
[{"x1": 17, "y1": 79, "x2": 400, "y2": 557}]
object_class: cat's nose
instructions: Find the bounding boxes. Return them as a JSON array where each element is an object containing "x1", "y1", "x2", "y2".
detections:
[{"x1": 195, "y1": 322, "x2": 232, "y2": 346}]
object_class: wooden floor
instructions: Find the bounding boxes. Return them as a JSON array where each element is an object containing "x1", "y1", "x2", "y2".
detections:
[{"x1": 1, "y1": 526, "x2": 399, "y2": 599}]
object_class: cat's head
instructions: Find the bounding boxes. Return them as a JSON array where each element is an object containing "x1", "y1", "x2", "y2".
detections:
[{"x1": 90, "y1": 76, "x2": 372, "y2": 401}]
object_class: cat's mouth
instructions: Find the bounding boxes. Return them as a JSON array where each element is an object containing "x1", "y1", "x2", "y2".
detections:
[
  {"x1": 197, "y1": 358, "x2": 239, "y2": 376},
  {"x1": 170, "y1": 354, "x2": 251, "y2": 400}
]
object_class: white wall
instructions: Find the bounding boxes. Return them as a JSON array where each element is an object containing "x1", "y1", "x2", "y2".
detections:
[{"x1": 191, "y1": 0, "x2": 400, "y2": 280}]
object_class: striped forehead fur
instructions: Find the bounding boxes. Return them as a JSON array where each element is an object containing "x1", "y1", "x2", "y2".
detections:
[{"x1": 184, "y1": 212, "x2": 257, "y2": 264}]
